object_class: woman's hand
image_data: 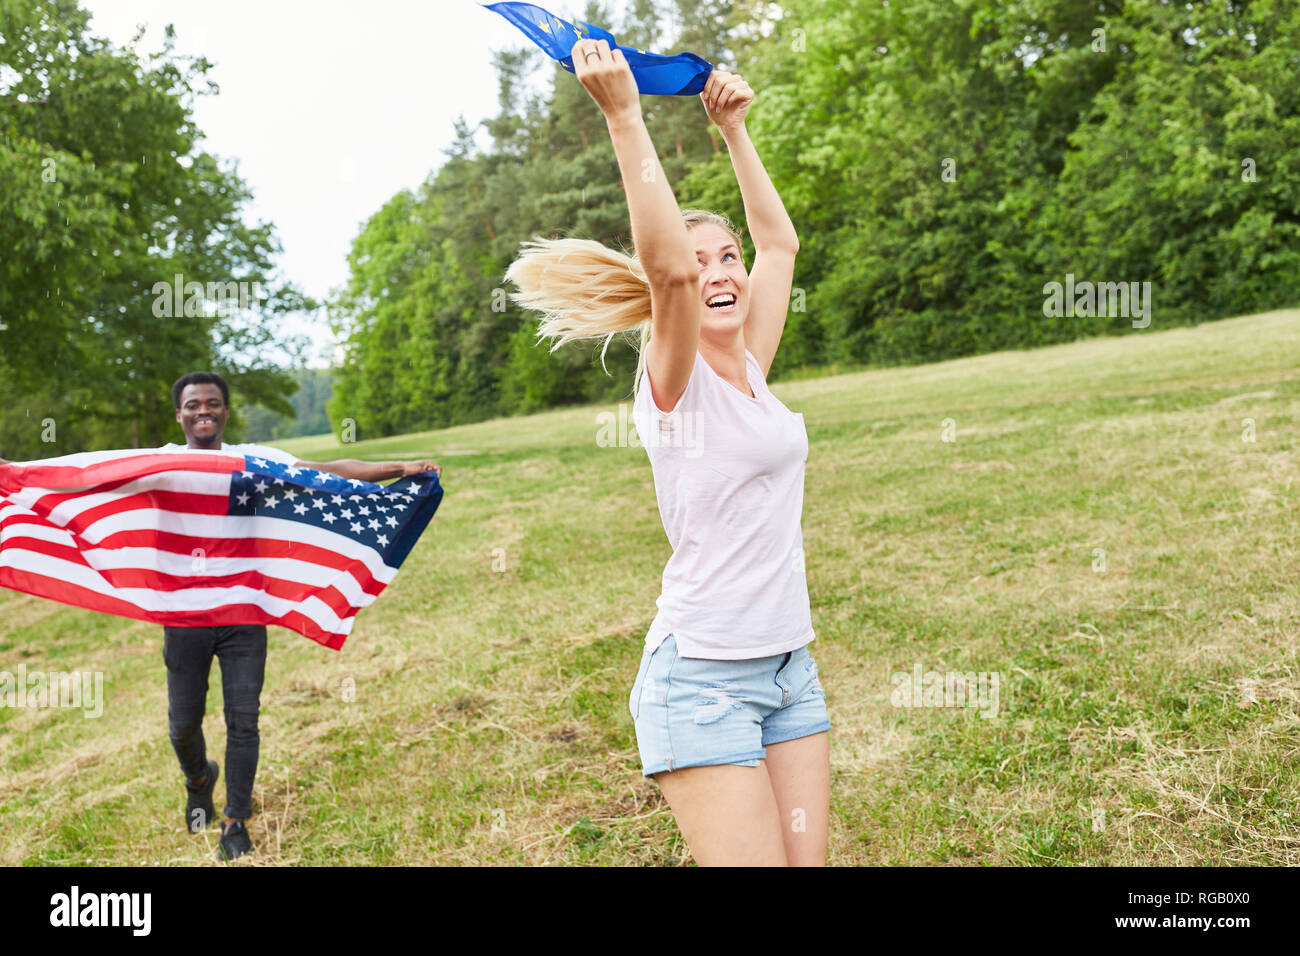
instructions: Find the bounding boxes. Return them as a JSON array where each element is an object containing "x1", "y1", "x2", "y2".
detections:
[
  {"x1": 572, "y1": 38, "x2": 641, "y2": 125},
  {"x1": 700, "y1": 70, "x2": 754, "y2": 132}
]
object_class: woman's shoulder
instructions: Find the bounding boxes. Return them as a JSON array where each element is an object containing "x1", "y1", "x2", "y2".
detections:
[
  {"x1": 742, "y1": 347, "x2": 768, "y2": 382},
  {"x1": 637, "y1": 348, "x2": 705, "y2": 417}
]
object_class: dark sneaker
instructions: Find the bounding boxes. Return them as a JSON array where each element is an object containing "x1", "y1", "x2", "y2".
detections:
[
  {"x1": 218, "y1": 820, "x2": 253, "y2": 861},
  {"x1": 185, "y1": 759, "x2": 219, "y2": 833}
]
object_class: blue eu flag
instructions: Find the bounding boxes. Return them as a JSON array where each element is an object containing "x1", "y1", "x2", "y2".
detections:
[{"x1": 483, "y1": 1, "x2": 713, "y2": 95}]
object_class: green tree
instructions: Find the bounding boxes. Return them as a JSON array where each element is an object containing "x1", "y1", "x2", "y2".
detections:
[{"x1": 0, "y1": 0, "x2": 309, "y2": 459}]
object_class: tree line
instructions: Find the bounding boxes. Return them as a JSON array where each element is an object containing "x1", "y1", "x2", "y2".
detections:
[
  {"x1": 329, "y1": 0, "x2": 1300, "y2": 439},
  {"x1": 2, "y1": 1, "x2": 1296, "y2": 457}
]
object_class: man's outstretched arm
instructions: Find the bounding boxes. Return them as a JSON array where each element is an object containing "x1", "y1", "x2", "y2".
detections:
[
  {"x1": 293, "y1": 458, "x2": 441, "y2": 482},
  {"x1": 2, "y1": 456, "x2": 440, "y2": 481}
]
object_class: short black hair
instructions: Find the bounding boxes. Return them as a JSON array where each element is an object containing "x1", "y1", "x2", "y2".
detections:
[{"x1": 172, "y1": 371, "x2": 230, "y2": 410}]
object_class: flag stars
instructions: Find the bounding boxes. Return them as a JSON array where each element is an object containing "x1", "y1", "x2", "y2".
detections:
[{"x1": 227, "y1": 469, "x2": 424, "y2": 553}]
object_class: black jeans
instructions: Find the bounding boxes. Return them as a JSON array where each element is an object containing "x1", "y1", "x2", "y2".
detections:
[{"x1": 162, "y1": 624, "x2": 267, "y2": 820}]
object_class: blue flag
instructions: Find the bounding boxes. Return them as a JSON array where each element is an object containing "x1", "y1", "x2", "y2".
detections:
[{"x1": 483, "y1": 1, "x2": 713, "y2": 95}]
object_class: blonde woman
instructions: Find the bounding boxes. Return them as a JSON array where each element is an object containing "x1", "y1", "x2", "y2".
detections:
[{"x1": 506, "y1": 39, "x2": 829, "y2": 866}]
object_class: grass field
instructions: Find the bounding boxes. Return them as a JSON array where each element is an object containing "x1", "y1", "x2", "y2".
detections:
[{"x1": 2, "y1": 309, "x2": 1298, "y2": 865}]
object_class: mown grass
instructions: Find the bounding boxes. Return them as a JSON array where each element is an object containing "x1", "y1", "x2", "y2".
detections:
[{"x1": 1, "y1": 309, "x2": 1298, "y2": 865}]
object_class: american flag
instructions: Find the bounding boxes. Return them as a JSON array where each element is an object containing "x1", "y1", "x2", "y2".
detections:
[{"x1": 0, "y1": 448, "x2": 443, "y2": 649}]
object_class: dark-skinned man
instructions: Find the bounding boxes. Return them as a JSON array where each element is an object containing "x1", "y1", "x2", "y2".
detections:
[{"x1": 162, "y1": 371, "x2": 440, "y2": 860}]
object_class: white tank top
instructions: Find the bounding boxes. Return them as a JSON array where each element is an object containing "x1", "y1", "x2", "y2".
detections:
[{"x1": 633, "y1": 348, "x2": 814, "y2": 660}]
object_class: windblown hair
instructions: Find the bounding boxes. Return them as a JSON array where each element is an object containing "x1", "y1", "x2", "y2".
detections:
[{"x1": 504, "y1": 209, "x2": 743, "y2": 393}]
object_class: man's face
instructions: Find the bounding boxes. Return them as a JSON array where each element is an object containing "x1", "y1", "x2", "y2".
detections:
[{"x1": 175, "y1": 383, "x2": 229, "y2": 447}]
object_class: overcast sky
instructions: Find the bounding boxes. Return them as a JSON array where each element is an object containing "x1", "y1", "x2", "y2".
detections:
[{"x1": 81, "y1": 0, "x2": 604, "y2": 365}]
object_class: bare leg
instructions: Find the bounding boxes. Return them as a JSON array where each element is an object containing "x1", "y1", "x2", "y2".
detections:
[
  {"x1": 765, "y1": 731, "x2": 830, "y2": 866},
  {"x1": 654, "y1": 762, "x2": 788, "y2": 866}
]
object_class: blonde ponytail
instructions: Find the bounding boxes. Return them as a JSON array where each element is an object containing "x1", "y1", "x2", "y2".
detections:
[{"x1": 503, "y1": 210, "x2": 743, "y2": 394}]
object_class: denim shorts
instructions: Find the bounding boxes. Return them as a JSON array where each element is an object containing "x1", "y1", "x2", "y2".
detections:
[{"x1": 628, "y1": 634, "x2": 831, "y2": 777}]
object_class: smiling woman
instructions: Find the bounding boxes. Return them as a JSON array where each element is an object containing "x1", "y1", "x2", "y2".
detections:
[{"x1": 503, "y1": 39, "x2": 825, "y2": 868}]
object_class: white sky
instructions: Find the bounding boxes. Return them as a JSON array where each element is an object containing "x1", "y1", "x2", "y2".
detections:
[{"x1": 81, "y1": 0, "x2": 606, "y2": 366}]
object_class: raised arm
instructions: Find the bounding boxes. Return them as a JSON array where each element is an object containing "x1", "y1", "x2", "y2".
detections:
[
  {"x1": 572, "y1": 38, "x2": 699, "y2": 412},
  {"x1": 702, "y1": 71, "x2": 799, "y2": 376}
]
